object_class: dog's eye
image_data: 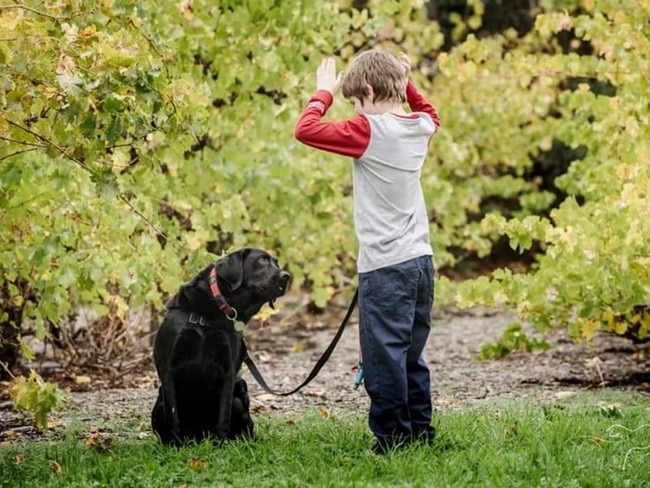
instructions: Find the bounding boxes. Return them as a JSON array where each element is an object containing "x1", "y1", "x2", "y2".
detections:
[{"x1": 257, "y1": 256, "x2": 269, "y2": 264}]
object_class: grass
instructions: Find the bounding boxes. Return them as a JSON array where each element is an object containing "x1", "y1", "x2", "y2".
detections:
[{"x1": 2, "y1": 391, "x2": 650, "y2": 488}]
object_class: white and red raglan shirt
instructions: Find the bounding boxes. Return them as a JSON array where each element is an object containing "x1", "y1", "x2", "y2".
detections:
[{"x1": 294, "y1": 81, "x2": 440, "y2": 273}]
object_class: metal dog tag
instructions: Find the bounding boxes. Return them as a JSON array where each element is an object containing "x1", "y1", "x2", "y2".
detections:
[{"x1": 234, "y1": 321, "x2": 246, "y2": 332}]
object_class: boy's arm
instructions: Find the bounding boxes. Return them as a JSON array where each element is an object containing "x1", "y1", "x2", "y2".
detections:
[
  {"x1": 294, "y1": 90, "x2": 370, "y2": 158},
  {"x1": 406, "y1": 81, "x2": 441, "y2": 131}
]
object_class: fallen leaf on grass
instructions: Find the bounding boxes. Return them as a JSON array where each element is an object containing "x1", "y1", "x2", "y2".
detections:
[
  {"x1": 14, "y1": 453, "x2": 25, "y2": 465},
  {"x1": 251, "y1": 405, "x2": 268, "y2": 414},
  {"x1": 554, "y1": 391, "x2": 577, "y2": 400},
  {"x1": 84, "y1": 432, "x2": 114, "y2": 453},
  {"x1": 189, "y1": 458, "x2": 207, "y2": 470},
  {"x1": 2, "y1": 429, "x2": 21, "y2": 439},
  {"x1": 318, "y1": 406, "x2": 330, "y2": 418},
  {"x1": 49, "y1": 460, "x2": 64, "y2": 475}
]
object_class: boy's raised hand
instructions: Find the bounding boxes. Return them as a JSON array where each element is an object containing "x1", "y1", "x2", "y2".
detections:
[{"x1": 316, "y1": 57, "x2": 342, "y2": 95}]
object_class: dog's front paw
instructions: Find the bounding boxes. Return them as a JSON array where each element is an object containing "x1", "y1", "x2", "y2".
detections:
[{"x1": 240, "y1": 419, "x2": 255, "y2": 441}]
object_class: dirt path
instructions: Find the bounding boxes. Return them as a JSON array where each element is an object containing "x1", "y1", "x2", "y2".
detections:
[
  {"x1": 241, "y1": 306, "x2": 650, "y2": 414},
  {"x1": 1, "y1": 303, "x2": 649, "y2": 440}
]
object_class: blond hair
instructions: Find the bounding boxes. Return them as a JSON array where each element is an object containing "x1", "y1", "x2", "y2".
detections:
[{"x1": 341, "y1": 50, "x2": 407, "y2": 104}]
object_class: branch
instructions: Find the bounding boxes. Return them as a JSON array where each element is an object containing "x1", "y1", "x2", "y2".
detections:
[
  {"x1": 117, "y1": 194, "x2": 172, "y2": 244},
  {"x1": 0, "y1": 361, "x2": 16, "y2": 380},
  {"x1": 127, "y1": 18, "x2": 170, "y2": 81},
  {"x1": 5, "y1": 119, "x2": 89, "y2": 172},
  {"x1": 0, "y1": 147, "x2": 39, "y2": 162},
  {"x1": 0, "y1": 135, "x2": 47, "y2": 148},
  {"x1": 0, "y1": 4, "x2": 68, "y2": 21}
]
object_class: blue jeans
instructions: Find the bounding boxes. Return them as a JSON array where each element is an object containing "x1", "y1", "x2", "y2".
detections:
[{"x1": 358, "y1": 255, "x2": 435, "y2": 443}]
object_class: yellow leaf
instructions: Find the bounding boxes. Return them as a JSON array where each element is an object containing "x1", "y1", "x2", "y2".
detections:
[
  {"x1": 74, "y1": 375, "x2": 92, "y2": 385},
  {"x1": 468, "y1": 15, "x2": 482, "y2": 30},
  {"x1": 557, "y1": 11, "x2": 572, "y2": 31},
  {"x1": 639, "y1": 314, "x2": 650, "y2": 339},
  {"x1": 602, "y1": 309, "x2": 614, "y2": 327},
  {"x1": 18, "y1": 338, "x2": 35, "y2": 361},
  {"x1": 612, "y1": 319, "x2": 627, "y2": 335},
  {"x1": 253, "y1": 305, "x2": 280, "y2": 323},
  {"x1": 49, "y1": 460, "x2": 64, "y2": 475},
  {"x1": 80, "y1": 25, "x2": 97, "y2": 39},
  {"x1": 318, "y1": 406, "x2": 330, "y2": 418},
  {"x1": 185, "y1": 234, "x2": 203, "y2": 251},
  {"x1": 43, "y1": 86, "x2": 60, "y2": 100},
  {"x1": 179, "y1": 0, "x2": 194, "y2": 20},
  {"x1": 10, "y1": 294, "x2": 24, "y2": 308},
  {"x1": 0, "y1": 11, "x2": 20, "y2": 30},
  {"x1": 189, "y1": 458, "x2": 207, "y2": 470},
  {"x1": 84, "y1": 432, "x2": 114, "y2": 453},
  {"x1": 580, "y1": 319, "x2": 599, "y2": 341},
  {"x1": 14, "y1": 453, "x2": 26, "y2": 465}
]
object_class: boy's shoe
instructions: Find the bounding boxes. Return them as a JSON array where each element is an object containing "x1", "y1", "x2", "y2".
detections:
[
  {"x1": 411, "y1": 427, "x2": 436, "y2": 446},
  {"x1": 371, "y1": 436, "x2": 410, "y2": 455}
]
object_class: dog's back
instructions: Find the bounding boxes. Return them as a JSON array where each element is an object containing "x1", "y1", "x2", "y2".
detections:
[{"x1": 153, "y1": 307, "x2": 246, "y2": 443}]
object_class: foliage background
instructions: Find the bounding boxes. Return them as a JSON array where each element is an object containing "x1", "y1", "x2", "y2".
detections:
[{"x1": 1, "y1": 0, "x2": 649, "y2": 388}]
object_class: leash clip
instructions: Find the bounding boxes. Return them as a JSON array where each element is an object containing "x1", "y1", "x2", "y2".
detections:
[{"x1": 353, "y1": 360, "x2": 364, "y2": 390}]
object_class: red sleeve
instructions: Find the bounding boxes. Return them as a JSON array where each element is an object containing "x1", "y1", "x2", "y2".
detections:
[
  {"x1": 406, "y1": 81, "x2": 440, "y2": 130},
  {"x1": 294, "y1": 90, "x2": 370, "y2": 159}
]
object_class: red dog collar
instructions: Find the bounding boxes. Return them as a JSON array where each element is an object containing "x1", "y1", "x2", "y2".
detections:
[{"x1": 209, "y1": 267, "x2": 237, "y2": 320}]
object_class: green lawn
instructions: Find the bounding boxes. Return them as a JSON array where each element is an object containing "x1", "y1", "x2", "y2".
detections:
[{"x1": 2, "y1": 391, "x2": 649, "y2": 487}]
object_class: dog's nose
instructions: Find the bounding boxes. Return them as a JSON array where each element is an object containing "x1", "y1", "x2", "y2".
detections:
[{"x1": 279, "y1": 271, "x2": 291, "y2": 283}]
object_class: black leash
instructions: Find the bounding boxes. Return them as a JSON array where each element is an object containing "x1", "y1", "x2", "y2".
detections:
[{"x1": 244, "y1": 289, "x2": 358, "y2": 396}]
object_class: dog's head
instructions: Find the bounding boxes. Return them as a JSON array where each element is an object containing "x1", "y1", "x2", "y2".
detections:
[
  {"x1": 215, "y1": 247, "x2": 291, "y2": 317},
  {"x1": 169, "y1": 248, "x2": 291, "y2": 322}
]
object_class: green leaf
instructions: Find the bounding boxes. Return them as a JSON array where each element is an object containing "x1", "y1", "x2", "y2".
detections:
[{"x1": 9, "y1": 370, "x2": 65, "y2": 430}]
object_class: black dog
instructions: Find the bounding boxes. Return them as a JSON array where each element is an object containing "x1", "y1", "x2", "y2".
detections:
[{"x1": 151, "y1": 248, "x2": 291, "y2": 445}]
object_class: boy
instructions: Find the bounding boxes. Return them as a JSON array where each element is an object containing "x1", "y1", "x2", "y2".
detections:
[{"x1": 294, "y1": 50, "x2": 440, "y2": 454}]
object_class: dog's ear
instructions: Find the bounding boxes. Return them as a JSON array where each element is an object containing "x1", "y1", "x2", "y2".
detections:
[{"x1": 217, "y1": 248, "x2": 251, "y2": 291}]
